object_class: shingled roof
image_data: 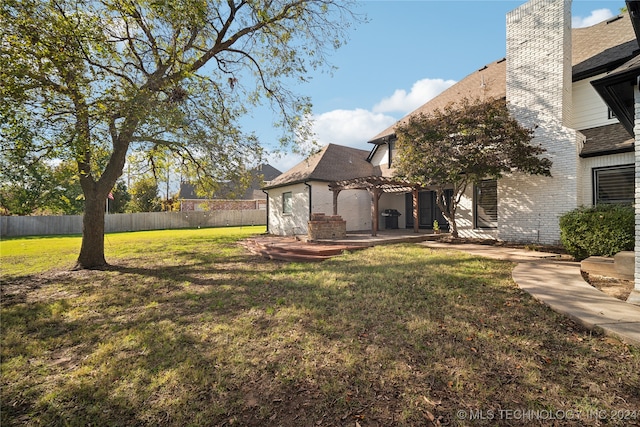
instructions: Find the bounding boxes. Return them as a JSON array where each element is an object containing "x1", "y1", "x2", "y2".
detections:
[
  {"x1": 579, "y1": 123, "x2": 634, "y2": 157},
  {"x1": 572, "y1": 14, "x2": 637, "y2": 80},
  {"x1": 263, "y1": 144, "x2": 374, "y2": 189},
  {"x1": 369, "y1": 59, "x2": 506, "y2": 144},
  {"x1": 369, "y1": 12, "x2": 637, "y2": 144}
]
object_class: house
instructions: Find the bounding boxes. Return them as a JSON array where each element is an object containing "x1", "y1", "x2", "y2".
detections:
[
  {"x1": 262, "y1": 144, "x2": 375, "y2": 235},
  {"x1": 366, "y1": 1, "x2": 637, "y2": 244},
  {"x1": 591, "y1": 1, "x2": 640, "y2": 304},
  {"x1": 263, "y1": 0, "x2": 640, "y2": 300},
  {"x1": 266, "y1": 0, "x2": 638, "y2": 244},
  {"x1": 180, "y1": 163, "x2": 281, "y2": 211}
]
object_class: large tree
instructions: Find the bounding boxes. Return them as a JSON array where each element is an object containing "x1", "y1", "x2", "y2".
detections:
[
  {"x1": 1, "y1": 0, "x2": 356, "y2": 269},
  {"x1": 0, "y1": 130, "x2": 56, "y2": 215},
  {"x1": 394, "y1": 97, "x2": 552, "y2": 238}
]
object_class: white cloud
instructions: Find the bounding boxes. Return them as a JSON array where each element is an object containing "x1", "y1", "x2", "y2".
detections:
[
  {"x1": 267, "y1": 78, "x2": 457, "y2": 172},
  {"x1": 572, "y1": 8, "x2": 614, "y2": 28},
  {"x1": 373, "y1": 78, "x2": 456, "y2": 114},
  {"x1": 266, "y1": 109, "x2": 396, "y2": 172},
  {"x1": 311, "y1": 108, "x2": 396, "y2": 147}
]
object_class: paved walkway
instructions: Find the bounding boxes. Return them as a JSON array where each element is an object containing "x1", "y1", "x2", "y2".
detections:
[{"x1": 422, "y1": 242, "x2": 640, "y2": 346}]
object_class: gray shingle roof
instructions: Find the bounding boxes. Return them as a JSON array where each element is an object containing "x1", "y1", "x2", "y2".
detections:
[
  {"x1": 579, "y1": 123, "x2": 634, "y2": 157},
  {"x1": 264, "y1": 144, "x2": 374, "y2": 189},
  {"x1": 572, "y1": 14, "x2": 637, "y2": 79},
  {"x1": 580, "y1": 123, "x2": 634, "y2": 157}
]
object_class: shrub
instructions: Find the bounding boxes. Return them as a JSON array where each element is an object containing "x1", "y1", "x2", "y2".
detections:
[{"x1": 559, "y1": 204, "x2": 634, "y2": 261}]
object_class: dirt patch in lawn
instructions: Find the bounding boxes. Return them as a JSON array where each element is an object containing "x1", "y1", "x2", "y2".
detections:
[
  {"x1": 581, "y1": 272, "x2": 634, "y2": 301},
  {"x1": 435, "y1": 236, "x2": 569, "y2": 256}
]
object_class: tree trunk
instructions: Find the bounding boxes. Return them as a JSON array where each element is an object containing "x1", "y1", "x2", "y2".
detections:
[
  {"x1": 74, "y1": 192, "x2": 107, "y2": 269},
  {"x1": 435, "y1": 188, "x2": 459, "y2": 238},
  {"x1": 448, "y1": 216, "x2": 459, "y2": 238}
]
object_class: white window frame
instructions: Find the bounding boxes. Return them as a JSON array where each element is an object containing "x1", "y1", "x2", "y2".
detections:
[{"x1": 282, "y1": 191, "x2": 293, "y2": 214}]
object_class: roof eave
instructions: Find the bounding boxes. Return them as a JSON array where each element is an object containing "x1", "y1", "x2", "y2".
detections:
[
  {"x1": 627, "y1": 0, "x2": 640, "y2": 47},
  {"x1": 263, "y1": 178, "x2": 333, "y2": 190},
  {"x1": 572, "y1": 56, "x2": 637, "y2": 82},
  {"x1": 579, "y1": 146, "x2": 634, "y2": 158},
  {"x1": 591, "y1": 67, "x2": 639, "y2": 136},
  {"x1": 367, "y1": 134, "x2": 395, "y2": 146}
]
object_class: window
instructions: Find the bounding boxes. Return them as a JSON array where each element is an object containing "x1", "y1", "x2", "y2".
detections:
[
  {"x1": 593, "y1": 165, "x2": 634, "y2": 205},
  {"x1": 282, "y1": 191, "x2": 292, "y2": 214},
  {"x1": 475, "y1": 180, "x2": 497, "y2": 229},
  {"x1": 388, "y1": 140, "x2": 396, "y2": 168}
]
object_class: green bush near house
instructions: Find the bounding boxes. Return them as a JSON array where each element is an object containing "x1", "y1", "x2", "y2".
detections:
[{"x1": 559, "y1": 204, "x2": 634, "y2": 261}]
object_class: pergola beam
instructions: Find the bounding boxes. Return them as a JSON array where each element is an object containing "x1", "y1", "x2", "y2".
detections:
[
  {"x1": 328, "y1": 176, "x2": 419, "y2": 193},
  {"x1": 328, "y1": 176, "x2": 423, "y2": 235}
]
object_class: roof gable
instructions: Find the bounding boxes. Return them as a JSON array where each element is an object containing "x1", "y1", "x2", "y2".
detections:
[{"x1": 264, "y1": 144, "x2": 373, "y2": 189}]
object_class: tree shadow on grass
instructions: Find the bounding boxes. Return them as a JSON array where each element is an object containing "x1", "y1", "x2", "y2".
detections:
[{"x1": 2, "y1": 245, "x2": 639, "y2": 426}]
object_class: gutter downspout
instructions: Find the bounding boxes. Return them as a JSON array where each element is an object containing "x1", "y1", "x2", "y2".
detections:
[
  {"x1": 262, "y1": 189, "x2": 269, "y2": 234},
  {"x1": 304, "y1": 181, "x2": 312, "y2": 221}
]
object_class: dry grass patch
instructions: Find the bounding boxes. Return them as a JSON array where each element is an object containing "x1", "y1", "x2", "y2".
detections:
[
  {"x1": 582, "y1": 272, "x2": 634, "y2": 301},
  {"x1": 1, "y1": 229, "x2": 639, "y2": 426}
]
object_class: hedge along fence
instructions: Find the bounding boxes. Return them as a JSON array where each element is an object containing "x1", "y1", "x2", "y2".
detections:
[
  {"x1": 559, "y1": 204, "x2": 634, "y2": 261},
  {"x1": 0, "y1": 210, "x2": 266, "y2": 237}
]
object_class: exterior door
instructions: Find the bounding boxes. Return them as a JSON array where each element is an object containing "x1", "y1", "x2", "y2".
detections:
[{"x1": 405, "y1": 191, "x2": 450, "y2": 229}]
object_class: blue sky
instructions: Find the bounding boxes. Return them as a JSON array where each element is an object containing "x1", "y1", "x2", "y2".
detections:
[{"x1": 256, "y1": 0, "x2": 626, "y2": 173}]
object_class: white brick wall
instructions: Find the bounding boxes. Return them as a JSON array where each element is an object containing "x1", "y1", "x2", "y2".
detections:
[
  {"x1": 315, "y1": 186, "x2": 371, "y2": 231},
  {"x1": 633, "y1": 82, "x2": 640, "y2": 301},
  {"x1": 267, "y1": 183, "x2": 310, "y2": 235},
  {"x1": 507, "y1": 0, "x2": 572, "y2": 126},
  {"x1": 501, "y1": 0, "x2": 578, "y2": 244}
]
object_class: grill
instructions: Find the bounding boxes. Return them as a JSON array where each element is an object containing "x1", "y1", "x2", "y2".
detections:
[{"x1": 381, "y1": 209, "x2": 401, "y2": 229}]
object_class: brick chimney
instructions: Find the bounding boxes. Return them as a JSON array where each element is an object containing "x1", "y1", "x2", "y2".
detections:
[
  {"x1": 499, "y1": 0, "x2": 579, "y2": 245},
  {"x1": 506, "y1": 0, "x2": 572, "y2": 126}
]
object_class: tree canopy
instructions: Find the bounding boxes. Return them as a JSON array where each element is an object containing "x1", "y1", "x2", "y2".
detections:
[
  {"x1": 394, "y1": 97, "x2": 552, "y2": 237},
  {"x1": 1, "y1": 0, "x2": 357, "y2": 268}
]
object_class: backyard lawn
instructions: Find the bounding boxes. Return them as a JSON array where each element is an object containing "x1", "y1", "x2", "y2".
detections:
[{"x1": 1, "y1": 227, "x2": 639, "y2": 426}]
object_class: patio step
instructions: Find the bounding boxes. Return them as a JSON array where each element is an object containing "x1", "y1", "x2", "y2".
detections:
[{"x1": 241, "y1": 237, "x2": 365, "y2": 262}]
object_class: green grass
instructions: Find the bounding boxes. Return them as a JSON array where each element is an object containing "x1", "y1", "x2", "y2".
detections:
[
  {"x1": 1, "y1": 228, "x2": 639, "y2": 426},
  {"x1": 0, "y1": 226, "x2": 265, "y2": 276}
]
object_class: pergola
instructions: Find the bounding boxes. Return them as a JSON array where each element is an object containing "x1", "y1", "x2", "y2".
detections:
[{"x1": 328, "y1": 176, "x2": 422, "y2": 236}]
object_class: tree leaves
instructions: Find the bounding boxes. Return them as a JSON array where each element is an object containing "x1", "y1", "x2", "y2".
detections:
[
  {"x1": 394, "y1": 97, "x2": 552, "y2": 237},
  {"x1": 2, "y1": 0, "x2": 358, "y2": 267}
]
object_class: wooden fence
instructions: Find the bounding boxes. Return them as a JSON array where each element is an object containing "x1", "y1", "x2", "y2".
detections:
[{"x1": 0, "y1": 210, "x2": 266, "y2": 237}]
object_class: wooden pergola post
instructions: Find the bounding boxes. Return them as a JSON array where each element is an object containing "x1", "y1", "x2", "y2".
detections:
[
  {"x1": 370, "y1": 188, "x2": 382, "y2": 236},
  {"x1": 329, "y1": 177, "x2": 420, "y2": 237},
  {"x1": 332, "y1": 189, "x2": 341, "y2": 215},
  {"x1": 412, "y1": 187, "x2": 419, "y2": 233}
]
